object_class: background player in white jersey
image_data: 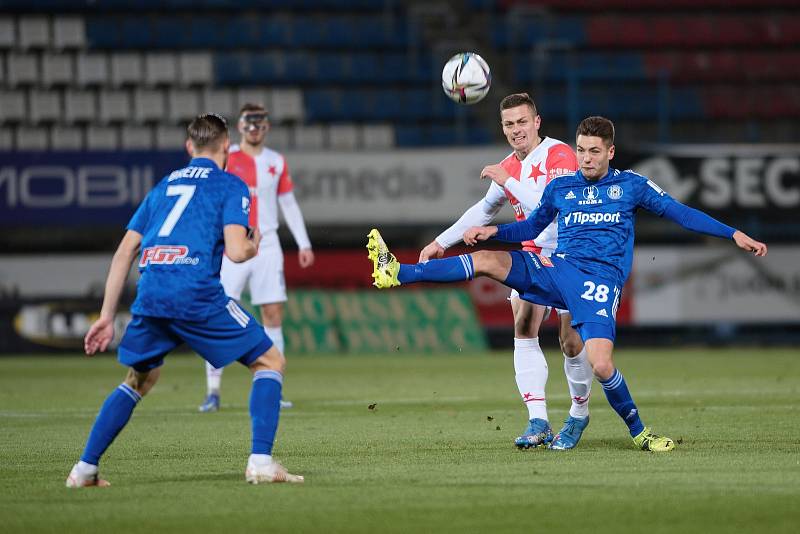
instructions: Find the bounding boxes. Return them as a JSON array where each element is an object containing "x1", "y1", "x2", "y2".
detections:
[
  {"x1": 68, "y1": 114, "x2": 302, "y2": 486},
  {"x1": 417, "y1": 93, "x2": 594, "y2": 450},
  {"x1": 200, "y1": 103, "x2": 314, "y2": 412}
]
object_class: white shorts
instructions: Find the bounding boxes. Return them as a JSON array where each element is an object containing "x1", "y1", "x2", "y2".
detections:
[
  {"x1": 221, "y1": 242, "x2": 286, "y2": 305},
  {"x1": 507, "y1": 246, "x2": 568, "y2": 316}
]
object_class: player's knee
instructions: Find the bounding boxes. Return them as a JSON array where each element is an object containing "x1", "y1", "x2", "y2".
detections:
[
  {"x1": 560, "y1": 333, "x2": 583, "y2": 357},
  {"x1": 250, "y1": 347, "x2": 285, "y2": 374},
  {"x1": 591, "y1": 360, "x2": 615, "y2": 381},
  {"x1": 472, "y1": 250, "x2": 509, "y2": 279},
  {"x1": 124, "y1": 367, "x2": 160, "y2": 397}
]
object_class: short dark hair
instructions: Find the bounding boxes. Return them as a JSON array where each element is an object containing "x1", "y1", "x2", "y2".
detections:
[
  {"x1": 239, "y1": 102, "x2": 267, "y2": 116},
  {"x1": 187, "y1": 113, "x2": 228, "y2": 151},
  {"x1": 576, "y1": 116, "x2": 615, "y2": 146},
  {"x1": 500, "y1": 93, "x2": 538, "y2": 116}
]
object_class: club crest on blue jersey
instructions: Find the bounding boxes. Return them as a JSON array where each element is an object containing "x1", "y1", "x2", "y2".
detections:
[
  {"x1": 607, "y1": 185, "x2": 623, "y2": 200},
  {"x1": 579, "y1": 185, "x2": 603, "y2": 205}
]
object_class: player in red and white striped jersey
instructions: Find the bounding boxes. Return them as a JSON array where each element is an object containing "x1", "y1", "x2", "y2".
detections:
[
  {"x1": 418, "y1": 93, "x2": 593, "y2": 450},
  {"x1": 200, "y1": 103, "x2": 314, "y2": 412}
]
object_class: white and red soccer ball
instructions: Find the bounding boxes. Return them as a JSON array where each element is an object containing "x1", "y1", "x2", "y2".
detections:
[{"x1": 441, "y1": 52, "x2": 492, "y2": 105}]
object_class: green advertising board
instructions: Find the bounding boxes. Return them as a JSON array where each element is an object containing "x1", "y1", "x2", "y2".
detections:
[{"x1": 241, "y1": 289, "x2": 486, "y2": 354}]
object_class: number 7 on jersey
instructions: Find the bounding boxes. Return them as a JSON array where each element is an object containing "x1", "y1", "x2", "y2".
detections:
[{"x1": 158, "y1": 185, "x2": 196, "y2": 237}]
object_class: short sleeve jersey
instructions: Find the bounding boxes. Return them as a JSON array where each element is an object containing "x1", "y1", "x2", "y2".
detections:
[
  {"x1": 523, "y1": 167, "x2": 675, "y2": 286},
  {"x1": 127, "y1": 157, "x2": 251, "y2": 320}
]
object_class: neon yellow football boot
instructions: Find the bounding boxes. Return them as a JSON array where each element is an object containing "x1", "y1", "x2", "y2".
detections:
[
  {"x1": 366, "y1": 229, "x2": 400, "y2": 289},
  {"x1": 633, "y1": 427, "x2": 675, "y2": 452}
]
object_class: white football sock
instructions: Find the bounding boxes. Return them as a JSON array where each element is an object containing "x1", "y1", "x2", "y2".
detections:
[
  {"x1": 206, "y1": 360, "x2": 223, "y2": 395},
  {"x1": 564, "y1": 346, "x2": 592, "y2": 419},
  {"x1": 76, "y1": 460, "x2": 98, "y2": 475},
  {"x1": 514, "y1": 337, "x2": 548, "y2": 421},
  {"x1": 264, "y1": 325, "x2": 285, "y2": 354},
  {"x1": 248, "y1": 453, "x2": 272, "y2": 466}
]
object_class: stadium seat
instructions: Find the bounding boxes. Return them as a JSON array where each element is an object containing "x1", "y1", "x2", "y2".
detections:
[
  {"x1": 292, "y1": 124, "x2": 325, "y2": 150},
  {"x1": 50, "y1": 125, "x2": 84, "y2": 150},
  {"x1": 52, "y1": 17, "x2": 86, "y2": 50},
  {"x1": 270, "y1": 88, "x2": 304, "y2": 122},
  {"x1": 155, "y1": 125, "x2": 186, "y2": 150},
  {"x1": 214, "y1": 53, "x2": 249, "y2": 84},
  {"x1": 133, "y1": 88, "x2": 165, "y2": 123},
  {"x1": 144, "y1": 53, "x2": 178, "y2": 86},
  {"x1": 64, "y1": 89, "x2": 96, "y2": 123},
  {"x1": 29, "y1": 89, "x2": 62, "y2": 123},
  {"x1": 120, "y1": 125, "x2": 153, "y2": 149},
  {"x1": 265, "y1": 126, "x2": 291, "y2": 150},
  {"x1": 236, "y1": 87, "x2": 270, "y2": 110},
  {"x1": 249, "y1": 52, "x2": 282, "y2": 83},
  {"x1": 0, "y1": 90, "x2": 27, "y2": 123},
  {"x1": 76, "y1": 53, "x2": 109, "y2": 86},
  {"x1": 86, "y1": 125, "x2": 119, "y2": 150},
  {"x1": 361, "y1": 124, "x2": 394, "y2": 149},
  {"x1": 110, "y1": 53, "x2": 143, "y2": 87},
  {"x1": 167, "y1": 88, "x2": 200, "y2": 124},
  {"x1": 99, "y1": 90, "x2": 132, "y2": 123},
  {"x1": 41, "y1": 54, "x2": 74, "y2": 86},
  {"x1": 0, "y1": 18, "x2": 15, "y2": 49},
  {"x1": 15, "y1": 126, "x2": 49, "y2": 150},
  {"x1": 0, "y1": 127, "x2": 13, "y2": 150},
  {"x1": 327, "y1": 123, "x2": 359, "y2": 150},
  {"x1": 178, "y1": 53, "x2": 213, "y2": 86},
  {"x1": 18, "y1": 16, "x2": 50, "y2": 49},
  {"x1": 202, "y1": 88, "x2": 236, "y2": 121},
  {"x1": 304, "y1": 89, "x2": 339, "y2": 121},
  {"x1": 6, "y1": 53, "x2": 39, "y2": 87}
]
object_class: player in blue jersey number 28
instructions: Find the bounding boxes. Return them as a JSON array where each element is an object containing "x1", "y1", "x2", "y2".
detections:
[
  {"x1": 67, "y1": 114, "x2": 303, "y2": 487},
  {"x1": 368, "y1": 116, "x2": 767, "y2": 452}
]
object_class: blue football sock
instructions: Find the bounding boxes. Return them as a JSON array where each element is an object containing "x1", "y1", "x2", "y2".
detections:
[
  {"x1": 80, "y1": 383, "x2": 141, "y2": 465},
  {"x1": 250, "y1": 370, "x2": 283, "y2": 455},
  {"x1": 599, "y1": 369, "x2": 645, "y2": 437},
  {"x1": 398, "y1": 255, "x2": 474, "y2": 284}
]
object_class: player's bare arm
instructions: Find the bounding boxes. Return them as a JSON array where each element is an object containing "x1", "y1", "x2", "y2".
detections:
[
  {"x1": 463, "y1": 225, "x2": 499, "y2": 246},
  {"x1": 480, "y1": 164, "x2": 512, "y2": 187},
  {"x1": 224, "y1": 224, "x2": 260, "y2": 262},
  {"x1": 733, "y1": 230, "x2": 768, "y2": 256},
  {"x1": 84, "y1": 230, "x2": 142, "y2": 356}
]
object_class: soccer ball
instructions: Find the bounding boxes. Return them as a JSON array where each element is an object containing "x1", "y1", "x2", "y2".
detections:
[{"x1": 441, "y1": 52, "x2": 491, "y2": 105}]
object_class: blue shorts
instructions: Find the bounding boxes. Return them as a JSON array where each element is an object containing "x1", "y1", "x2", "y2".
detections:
[
  {"x1": 511, "y1": 251, "x2": 621, "y2": 342},
  {"x1": 118, "y1": 300, "x2": 273, "y2": 372}
]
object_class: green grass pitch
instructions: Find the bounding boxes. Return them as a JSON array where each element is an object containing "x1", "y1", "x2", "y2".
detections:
[{"x1": 1, "y1": 348, "x2": 798, "y2": 533}]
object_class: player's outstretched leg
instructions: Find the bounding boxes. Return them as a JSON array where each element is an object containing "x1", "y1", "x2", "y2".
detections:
[
  {"x1": 199, "y1": 361, "x2": 222, "y2": 413},
  {"x1": 586, "y1": 338, "x2": 674, "y2": 452},
  {"x1": 367, "y1": 228, "x2": 483, "y2": 289},
  {"x1": 245, "y1": 347, "x2": 303, "y2": 484},
  {"x1": 66, "y1": 367, "x2": 160, "y2": 488}
]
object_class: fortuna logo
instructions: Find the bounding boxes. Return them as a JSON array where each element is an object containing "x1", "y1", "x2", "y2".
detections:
[
  {"x1": 140, "y1": 245, "x2": 199, "y2": 266},
  {"x1": 565, "y1": 190, "x2": 576, "y2": 200},
  {"x1": 564, "y1": 211, "x2": 622, "y2": 225},
  {"x1": 579, "y1": 185, "x2": 603, "y2": 205},
  {"x1": 596, "y1": 309, "x2": 608, "y2": 317}
]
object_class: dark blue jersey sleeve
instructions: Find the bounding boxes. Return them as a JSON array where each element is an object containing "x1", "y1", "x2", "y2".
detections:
[
  {"x1": 635, "y1": 174, "x2": 735, "y2": 239},
  {"x1": 127, "y1": 186, "x2": 155, "y2": 234},
  {"x1": 494, "y1": 181, "x2": 557, "y2": 243},
  {"x1": 223, "y1": 177, "x2": 251, "y2": 227}
]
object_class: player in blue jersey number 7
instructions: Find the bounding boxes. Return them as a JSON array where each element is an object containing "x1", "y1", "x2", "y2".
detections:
[
  {"x1": 67, "y1": 114, "x2": 303, "y2": 486},
  {"x1": 368, "y1": 116, "x2": 767, "y2": 452}
]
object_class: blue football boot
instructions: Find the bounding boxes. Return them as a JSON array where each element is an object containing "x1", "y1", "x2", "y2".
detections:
[
  {"x1": 198, "y1": 393, "x2": 220, "y2": 413},
  {"x1": 549, "y1": 415, "x2": 590, "y2": 450},
  {"x1": 514, "y1": 418, "x2": 554, "y2": 449}
]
